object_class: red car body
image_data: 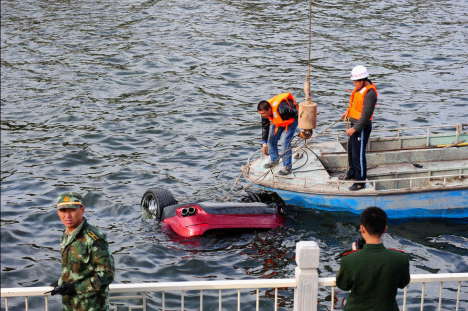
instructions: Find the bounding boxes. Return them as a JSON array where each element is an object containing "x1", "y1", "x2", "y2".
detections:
[{"x1": 161, "y1": 202, "x2": 285, "y2": 237}]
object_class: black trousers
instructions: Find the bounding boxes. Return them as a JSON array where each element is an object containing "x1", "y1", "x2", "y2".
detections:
[{"x1": 346, "y1": 122, "x2": 372, "y2": 181}]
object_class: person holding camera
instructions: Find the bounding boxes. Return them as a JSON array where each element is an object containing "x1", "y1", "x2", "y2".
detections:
[
  {"x1": 49, "y1": 192, "x2": 115, "y2": 311},
  {"x1": 336, "y1": 207, "x2": 410, "y2": 311}
]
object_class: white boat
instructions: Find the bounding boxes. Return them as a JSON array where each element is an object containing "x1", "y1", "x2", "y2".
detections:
[{"x1": 243, "y1": 123, "x2": 468, "y2": 218}]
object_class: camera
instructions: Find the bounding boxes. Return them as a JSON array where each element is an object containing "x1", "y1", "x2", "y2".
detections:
[{"x1": 355, "y1": 236, "x2": 366, "y2": 250}]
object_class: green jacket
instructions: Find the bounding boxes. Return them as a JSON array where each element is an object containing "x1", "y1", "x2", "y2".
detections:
[
  {"x1": 336, "y1": 243, "x2": 410, "y2": 311},
  {"x1": 59, "y1": 218, "x2": 115, "y2": 311}
]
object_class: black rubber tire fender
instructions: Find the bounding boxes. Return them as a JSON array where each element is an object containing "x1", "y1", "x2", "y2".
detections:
[
  {"x1": 141, "y1": 188, "x2": 177, "y2": 221},
  {"x1": 245, "y1": 189, "x2": 285, "y2": 207}
]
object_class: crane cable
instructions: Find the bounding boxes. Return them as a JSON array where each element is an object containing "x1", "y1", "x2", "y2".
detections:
[
  {"x1": 221, "y1": 0, "x2": 339, "y2": 202},
  {"x1": 306, "y1": 0, "x2": 312, "y2": 101}
]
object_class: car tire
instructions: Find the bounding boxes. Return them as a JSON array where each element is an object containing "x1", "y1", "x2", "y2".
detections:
[{"x1": 141, "y1": 188, "x2": 177, "y2": 221}]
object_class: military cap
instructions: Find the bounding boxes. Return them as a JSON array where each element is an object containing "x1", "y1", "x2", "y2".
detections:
[{"x1": 57, "y1": 192, "x2": 83, "y2": 209}]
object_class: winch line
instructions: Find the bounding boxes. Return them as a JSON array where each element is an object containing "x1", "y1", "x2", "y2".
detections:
[
  {"x1": 221, "y1": 0, "x2": 333, "y2": 202},
  {"x1": 307, "y1": 0, "x2": 312, "y2": 86}
]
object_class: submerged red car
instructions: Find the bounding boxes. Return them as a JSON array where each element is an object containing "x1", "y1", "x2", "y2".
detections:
[{"x1": 140, "y1": 188, "x2": 285, "y2": 237}]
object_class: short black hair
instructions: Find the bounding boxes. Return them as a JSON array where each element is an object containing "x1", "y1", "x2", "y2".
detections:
[
  {"x1": 257, "y1": 100, "x2": 271, "y2": 111},
  {"x1": 360, "y1": 206, "x2": 387, "y2": 236}
]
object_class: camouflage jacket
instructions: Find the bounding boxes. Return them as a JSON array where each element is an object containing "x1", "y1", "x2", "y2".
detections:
[{"x1": 58, "y1": 218, "x2": 115, "y2": 310}]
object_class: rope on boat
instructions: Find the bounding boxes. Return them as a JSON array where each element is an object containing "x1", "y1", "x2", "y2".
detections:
[{"x1": 221, "y1": 118, "x2": 342, "y2": 202}]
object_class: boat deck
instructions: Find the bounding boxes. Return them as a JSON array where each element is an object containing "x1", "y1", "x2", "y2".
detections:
[{"x1": 244, "y1": 124, "x2": 468, "y2": 195}]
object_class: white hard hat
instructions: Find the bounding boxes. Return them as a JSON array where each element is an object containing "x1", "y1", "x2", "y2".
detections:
[{"x1": 350, "y1": 65, "x2": 369, "y2": 80}]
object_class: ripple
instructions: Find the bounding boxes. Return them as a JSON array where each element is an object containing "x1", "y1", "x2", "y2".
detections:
[{"x1": 1, "y1": 0, "x2": 468, "y2": 310}]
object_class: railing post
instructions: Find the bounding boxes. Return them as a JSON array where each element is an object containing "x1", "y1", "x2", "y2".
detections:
[{"x1": 294, "y1": 241, "x2": 320, "y2": 311}]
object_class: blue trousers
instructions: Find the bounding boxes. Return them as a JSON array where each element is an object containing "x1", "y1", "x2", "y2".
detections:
[
  {"x1": 268, "y1": 118, "x2": 298, "y2": 170},
  {"x1": 346, "y1": 122, "x2": 372, "y2": 181}
]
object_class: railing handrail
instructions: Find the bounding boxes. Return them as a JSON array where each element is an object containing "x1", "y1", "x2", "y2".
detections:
[
  {"x1": 335, "y1": 172, "x2": 468, "y2": 189},
  {"x1": 2, "y1": 273, "x2": 467, "y2": 298},
  {"x1": 245, "y1": 124, "x2": 468, "y2": 178},
  {"x1": 109, "y1": 278, "x2": 297, "y2": 293},
  {"x1": 318, "y1": 123, "x2": 468, "y2": 141},
  {"x1": 249, "y1": 165, "x2": 468, "y2": 190}
]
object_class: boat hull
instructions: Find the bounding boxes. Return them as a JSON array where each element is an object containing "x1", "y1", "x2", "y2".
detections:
[{"x1": 262, "y1": 186, "x2": 468, "y2": 218}]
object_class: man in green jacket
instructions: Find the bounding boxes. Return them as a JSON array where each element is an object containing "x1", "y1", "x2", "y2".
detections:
[
  {"x1": 336, "y1": 206, "x2": 410, "y2": 311},
  {"x1": 50, "y1": 192, "x2": 115, "y2": 311}
]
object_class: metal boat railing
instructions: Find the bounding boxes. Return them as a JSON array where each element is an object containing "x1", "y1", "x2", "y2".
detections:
[
  {"x1": 317, "y1": 123, "x2": 468, "y2": 143},
  {"x1": 247, "y1": 124, "x2": 468, "y2": 165},
  {"x1": 334, "y1": 172, "x2": 468, "y2": 191},
  {"x1": 2, "y1": 242, "x2": 467, "y2": 311},
  {"x1": 248, "y1": 151, "x2": 467, "y2": 193},
  {"x1": 252, "y1": 166, "x2": 468, "y2": 192},
  {"x1": 245, "y1": 123, "x2": 468, "y2": 191}
]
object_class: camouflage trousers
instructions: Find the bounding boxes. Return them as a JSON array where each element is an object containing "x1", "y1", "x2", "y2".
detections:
[{"x1": 62, "y1": 293, "x2": 109, "y2": 311}]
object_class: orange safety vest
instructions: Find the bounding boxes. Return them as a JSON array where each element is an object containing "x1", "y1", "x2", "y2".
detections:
[
  {"x1": 267, "y1": 93, "x2": 298, "y2": 133},
  {"x1": 347, "y1": 83, "x2": 378, "y2": 121}
]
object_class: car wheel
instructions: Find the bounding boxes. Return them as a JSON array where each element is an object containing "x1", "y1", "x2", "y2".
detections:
[{"x1": 141, "y1": 188, "x2": 177, "y2": 221}]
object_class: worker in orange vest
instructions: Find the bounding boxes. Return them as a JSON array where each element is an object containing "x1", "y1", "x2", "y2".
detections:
[
  {"x1": 257, "y1": 93, "x2": 298, "y2": 175},
  {"x1": 340, "y1": 65, "x2": 378, "y2": 191}
]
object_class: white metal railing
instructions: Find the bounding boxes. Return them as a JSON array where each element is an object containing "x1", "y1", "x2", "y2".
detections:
[
  {"x1": 2, "y1": 275, "x2": 467, "y2": 311},
  {"x1": 2, "y1": 242, "x2": 467, "y2": 311}
]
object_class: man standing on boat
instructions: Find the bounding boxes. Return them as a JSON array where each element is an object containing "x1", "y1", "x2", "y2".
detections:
[
  {"x1": 341, "y1": 65, "x2": 378, "y2": 191},
  {"x1": 336, "y1": 206, "x2": 410, "y2": 311},
  {"x1": 49, "y1": 192, "x2": 115, "y2": 311},
  {"x1": 257, "y1": 93, "x2": 299, "y2": 175}
]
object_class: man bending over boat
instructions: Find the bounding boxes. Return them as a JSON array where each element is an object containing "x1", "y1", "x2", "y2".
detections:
[
  {"x1": 258, "y1": 93, "x2": 299, "y2": 175},
  {"x1": 49, "y1": 192, "x2": 115, "y2": 311},
  {"x1": 336, "y1": 207, "x2": 410, "y2": 311},
  {"x1": 340, "y1": 65, "x2": 378, "y2": 191}
]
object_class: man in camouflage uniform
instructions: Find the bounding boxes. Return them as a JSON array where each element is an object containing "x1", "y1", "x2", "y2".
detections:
[{"x1": 50, "y1": 192, "x2": 115, "y2": 311}]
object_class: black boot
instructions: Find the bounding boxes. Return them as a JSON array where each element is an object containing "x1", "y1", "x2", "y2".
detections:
[{"x1": 349, "y1": 183, "x2": 366, "y2": 191}]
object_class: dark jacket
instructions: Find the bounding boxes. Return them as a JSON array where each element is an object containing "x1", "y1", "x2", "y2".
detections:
[
  {"x1": 336, "y1": 243, "x2": 410, "y2": 311},
  {"x1": 261, "y1": 99, "x2": 298, "y2": 142},
  {"x1": 349, "y1": 88, "x2": 377, "y2": 132}
]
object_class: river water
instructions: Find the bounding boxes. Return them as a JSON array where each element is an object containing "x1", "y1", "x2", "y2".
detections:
[{"x1": 1, "y1": 0, "x2": 467, "y2": 310}]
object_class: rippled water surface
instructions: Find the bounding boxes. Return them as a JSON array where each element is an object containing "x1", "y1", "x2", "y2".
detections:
[{"x1": 1, "y1": 0, "x2": 468, "y2": 310}]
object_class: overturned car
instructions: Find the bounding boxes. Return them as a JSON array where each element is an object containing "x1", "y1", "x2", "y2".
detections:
[{"x1": 140, "y1": 188, "x2": 286, "y2": 237}]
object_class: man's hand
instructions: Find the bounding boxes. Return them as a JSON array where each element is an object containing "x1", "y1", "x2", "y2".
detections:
[
  {"x1": 340, "y1": 111, "x2": 348, "y2": 120},
  {"x1": 50, "y1": 282, "x2": 76, "y2": 296},
  {"x1": 346, "y1": 127, "x2": 356, "y2": 136},
  {"x1": 262, "y1": 143, "x2": 269, "y2": 155}
]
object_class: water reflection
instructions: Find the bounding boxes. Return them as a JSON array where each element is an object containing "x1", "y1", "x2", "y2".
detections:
[{"x1": 2, "y1": 0, "x2": 468, "y2": 310}]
